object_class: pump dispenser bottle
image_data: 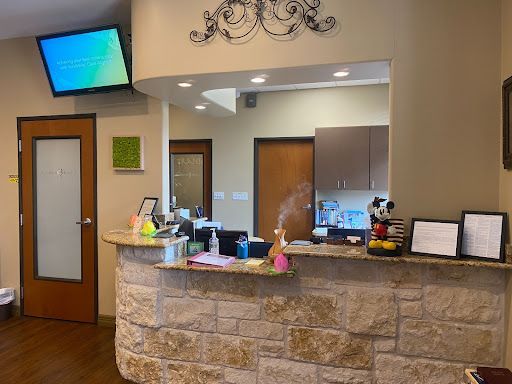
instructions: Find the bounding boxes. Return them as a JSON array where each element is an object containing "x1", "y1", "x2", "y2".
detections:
[{"x1": 209, "y1": 228, "x2": 220, "y2": 255}]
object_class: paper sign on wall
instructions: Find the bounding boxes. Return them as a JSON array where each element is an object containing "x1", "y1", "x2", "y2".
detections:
[{"x1": 8, "y1": 175, "x2": 18, "y2": 183}]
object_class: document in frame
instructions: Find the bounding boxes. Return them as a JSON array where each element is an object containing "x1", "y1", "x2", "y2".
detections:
[
  {"x1": 410, "y1": 219, "x2": 460, "y2": 258},
  {"x1": 461, "y1": 213, "x2": 505, "y2": 260}
]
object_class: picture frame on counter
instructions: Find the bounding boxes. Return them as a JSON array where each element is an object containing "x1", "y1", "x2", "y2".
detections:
[
  {"x1": 138, "y1": 197, "x2": 158, "y2": 217},
  {"x1": 460, "y1": 211, "x2": 507, "y2": 263},
  {"x1": 409, "y1": 218, "x2": 462, "y2": 259}
]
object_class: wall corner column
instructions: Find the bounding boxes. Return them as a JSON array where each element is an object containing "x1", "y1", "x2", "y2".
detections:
[{"x1": 161, "y1": 100, "x2": 170, "y2": 214}]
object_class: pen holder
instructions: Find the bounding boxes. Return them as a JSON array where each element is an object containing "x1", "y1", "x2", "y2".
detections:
[{"x1": 237, "y1": 242, "x2": 249, "y2": 259}]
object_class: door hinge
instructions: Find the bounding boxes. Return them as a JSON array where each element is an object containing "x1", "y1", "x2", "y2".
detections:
[
  {"x1": 20, "y1": 287, "x2": 24, "y2": 300},
  {"x1": 20, "y1": 213, "x2": 23, "y2": 226},
  {"x1": 18, "y1": 140, "x2": 22, "y2": 153}
]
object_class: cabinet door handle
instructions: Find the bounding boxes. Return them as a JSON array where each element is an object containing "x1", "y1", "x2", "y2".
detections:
[
  {"x1": 371, "y1": 180, "x2": 375, "y2": 190},
  {"x1": 343, "y1": 180, "x2": 346, "y2": 189},
  {"x1": 337, "y1": 180, "x2": 340, "y2": 189}
]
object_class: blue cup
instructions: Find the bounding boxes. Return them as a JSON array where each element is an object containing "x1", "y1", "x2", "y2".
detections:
[{"x1": 237, "y1": 242, "x2": 249, "y2": 259}]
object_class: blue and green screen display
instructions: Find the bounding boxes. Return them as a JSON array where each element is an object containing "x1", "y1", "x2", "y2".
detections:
[{"x1": 38, "y1": 27, "x2": 130, "y2": 95}]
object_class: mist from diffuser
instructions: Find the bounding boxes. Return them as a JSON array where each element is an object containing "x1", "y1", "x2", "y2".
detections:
[
  {"x1": 37, "y1": 27, "x2": 130, "y2": 95},
  {"x1": 277, "y1": 182, "x2": 312, "y2": 228}
]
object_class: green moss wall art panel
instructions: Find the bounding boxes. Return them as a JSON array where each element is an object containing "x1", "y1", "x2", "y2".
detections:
[{"x1": 112, "y1": 136, "x2": 145, "y2": 170}]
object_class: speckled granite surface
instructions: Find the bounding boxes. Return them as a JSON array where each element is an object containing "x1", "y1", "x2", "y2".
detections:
[
  {"x1": 154, "y1": 257, "x2": 292, "y2": 277},
  {"x1": 102, "y1": 230, "x2": 188, "y2": 248},
  {"x1": 284, "y1": 244, "x2": 512, "y2": 270}
]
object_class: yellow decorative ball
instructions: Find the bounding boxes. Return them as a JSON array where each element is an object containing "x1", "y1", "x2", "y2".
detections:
[{"x1": 141, "y1": 221, "x2": 156, "y2": 236}]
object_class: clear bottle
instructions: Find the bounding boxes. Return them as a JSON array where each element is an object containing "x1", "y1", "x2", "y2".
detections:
[{"x1": 209, "y1": 228, "x2": 220, "y2": 255}]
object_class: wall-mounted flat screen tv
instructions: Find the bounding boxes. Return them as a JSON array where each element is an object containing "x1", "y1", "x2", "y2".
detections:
[{"x1": 36, "y1": 25, "x2": 131, "y2": 97}]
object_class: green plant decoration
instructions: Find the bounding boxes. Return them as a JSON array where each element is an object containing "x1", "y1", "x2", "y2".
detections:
[{"x1": 112, "y1": 136, "x2": 144, "y2": 170}]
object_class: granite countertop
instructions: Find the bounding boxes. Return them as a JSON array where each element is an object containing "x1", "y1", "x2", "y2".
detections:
[
  {"x1": 154, "y1": 257, "x2": 293, "y2": 278},
  {"x1": 284, "y1": 244, "x2": 512, "y2": 270},
  {"x1": 102, "y1": 230, "x2": 188, "y2": 248}
]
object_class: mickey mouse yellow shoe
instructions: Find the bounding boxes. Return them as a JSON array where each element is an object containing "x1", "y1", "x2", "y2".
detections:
[
  {"x1": 382, "y1": 241, "x2": 397, "y2": 251},
  {"x1": 368, "y1": 240, "x2": 383, "y2": 249}
]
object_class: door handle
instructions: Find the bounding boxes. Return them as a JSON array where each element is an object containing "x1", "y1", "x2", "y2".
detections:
[
  {"x1": 76, "y1": 218, "x2": 92, "y2": 226},
  {"x1": 302, "y1": 204, "x2": 312, "y2": 210}
]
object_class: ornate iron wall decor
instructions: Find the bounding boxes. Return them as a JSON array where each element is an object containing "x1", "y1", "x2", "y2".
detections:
[{"x1": 190, "y1": 0, "x2": 336, "y2": 43}]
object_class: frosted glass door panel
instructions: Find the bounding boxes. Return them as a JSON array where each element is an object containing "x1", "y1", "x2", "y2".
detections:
[
  {"x1": 172, "y1": 154, "x2": 204, "y2": 213},
  {"x1": 35, "y1": 138, "x2": 82, "y2": 281}
]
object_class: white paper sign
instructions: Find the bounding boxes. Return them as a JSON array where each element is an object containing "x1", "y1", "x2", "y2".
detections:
[
  {"x1": 411, "y1": 221, "x2": 460, "y2": 257},
  {"x1": 461, "y1": 214, "x2": 503, "y2": 260}
]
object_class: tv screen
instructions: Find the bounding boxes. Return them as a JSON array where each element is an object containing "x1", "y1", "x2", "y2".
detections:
[{"x1": 36, "y1": 25, "x2": 131, "y2": 97}]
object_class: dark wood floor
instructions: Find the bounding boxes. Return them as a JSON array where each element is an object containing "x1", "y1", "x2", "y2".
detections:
[{"x1": 0, "y1": 316, "x2": 131, "y2": 384}]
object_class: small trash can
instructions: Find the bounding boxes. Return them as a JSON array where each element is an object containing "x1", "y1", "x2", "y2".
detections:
[{"x1": 0, "y1": 288, "x2": 15, "y2": 321}]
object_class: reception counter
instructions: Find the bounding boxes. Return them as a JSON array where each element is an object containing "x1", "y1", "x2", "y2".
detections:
[{"x1": 102, "y1": 231, "x2": 509, "y2": 384}]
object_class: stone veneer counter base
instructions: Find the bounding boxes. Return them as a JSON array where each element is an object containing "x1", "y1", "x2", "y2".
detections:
[{"x1": 104, "y1": 231, "x2": 510, "y2": 384}]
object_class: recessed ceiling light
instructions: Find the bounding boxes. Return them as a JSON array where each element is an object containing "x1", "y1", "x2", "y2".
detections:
[
  {"x1": 251, "y1": 77, "x2": 266, "y2": 84},
  {"x1": 178, "y1": 82, "x2": 193, "y2": 88},
  {"x1": 195, "y1": 105, "x2": 206, "y2": 110},
  {"x1": 334, "y1": 71, "x2": 350, "y2": 78}
]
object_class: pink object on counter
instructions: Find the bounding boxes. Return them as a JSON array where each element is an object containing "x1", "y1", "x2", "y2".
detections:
[{"x1": 274, "y1": 253, "x2": 289, "y2": 273}]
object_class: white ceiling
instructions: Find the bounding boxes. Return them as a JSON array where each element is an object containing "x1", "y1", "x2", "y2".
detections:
[
  {"x1": 134, "y1": 60, "x2": 391, "y2": 117},
  {"x1": 0, "y1": 0, "x2": 130, "y2": 40}
]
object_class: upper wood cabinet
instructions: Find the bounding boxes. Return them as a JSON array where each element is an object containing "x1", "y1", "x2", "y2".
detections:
[
  {"x1": 315, "y1": 126, "x2": 389, "y2": 191},
  {"x1": 370, "y1": 126, "x2": 389, "y2": 191}
]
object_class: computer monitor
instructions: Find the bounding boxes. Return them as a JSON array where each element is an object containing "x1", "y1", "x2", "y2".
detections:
[
  {"x1": 194, "y1": 229, "x2": 249, "y2": 256},
  {"x1": 177, "y1": 218, "x2": 195, "y2": 240},
  {"x1": 249, "y1": 242, "x2": 273, "y2": 258}
]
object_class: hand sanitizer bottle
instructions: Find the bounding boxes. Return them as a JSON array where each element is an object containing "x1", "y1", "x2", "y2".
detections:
[{"x1": 209, "y1": 228, "x2": 220, "y2": 255}]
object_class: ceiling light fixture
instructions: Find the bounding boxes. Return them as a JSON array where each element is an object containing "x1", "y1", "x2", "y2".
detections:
[
  {"x1": 334, "y1": 71, "x2": 350, "y2": 78},
  {"x1": 178, "y1": 82, "x2": 193, "y2": 88},
  {"x1": 251, "y1": 77, "x2": 266, "y2": 84},
  {"x1": 195, "y1": 105, "x2": 206, "y2": 110}
]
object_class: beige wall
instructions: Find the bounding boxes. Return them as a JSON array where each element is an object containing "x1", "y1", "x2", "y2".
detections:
[
  {"x1": 135, "y1": 0, "x2": 502, "y2": 224},
  {"x1": 170, "y1": 85, "x2": 390, "y2": 233},
  {"x1": 0, "y1": 37, "x2": 164, "y2": 316},
  {"x1": 131, "y1": 0, "x2": 395, "y2": 79},
  {"x1": 501, "y1": 0, "x2": 512, "y2": 369}
]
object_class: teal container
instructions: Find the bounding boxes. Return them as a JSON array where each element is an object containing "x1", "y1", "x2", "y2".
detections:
[{"x1": 237, "y1": 242, "x2": 249, "y2": 259}]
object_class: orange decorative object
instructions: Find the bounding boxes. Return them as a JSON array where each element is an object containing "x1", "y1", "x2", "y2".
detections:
[
  {"x1": 128, "y1": 214, "x2": 139, "y2": 228},
  {"x1": 268, "y1": 228, "x2": 287, "y2": 262}
]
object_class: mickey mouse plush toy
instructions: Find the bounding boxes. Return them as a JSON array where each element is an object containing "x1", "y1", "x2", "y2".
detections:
[{"x1": 367, "y1": 197, "x2": 398, "y2": 252}]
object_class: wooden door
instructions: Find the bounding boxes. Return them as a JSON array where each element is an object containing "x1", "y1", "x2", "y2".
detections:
[
  {"x1": 315, "y1": 126, "x2": 370, "y2": 190},
  {"x1": 256, "y1": 139, "x2": 314, "y2": 242},
  {"x1": 170, "y1": 140, "x2": 212, "y2": 219},
  {"x1": 370, "y1": 126, "x2": 389, "y2": 191},
  {"x1": 19, "y1": 115, "x2": 97, "y2": 323}
]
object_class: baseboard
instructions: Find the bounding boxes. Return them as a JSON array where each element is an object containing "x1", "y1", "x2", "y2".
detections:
[
  {"x1": 11, "y1": 304, "x2": 20, "y2": 317},
  {"x1": 98, "y1": 314, "x2": 116, "y2": 328}
]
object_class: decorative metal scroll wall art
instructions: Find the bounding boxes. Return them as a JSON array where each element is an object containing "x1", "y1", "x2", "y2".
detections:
[{"x1": 190, "y1": 0, "x2": 336, "y2": 43}]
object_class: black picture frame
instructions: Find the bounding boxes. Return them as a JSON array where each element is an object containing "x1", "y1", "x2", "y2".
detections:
[
  {"x1": 409, "y1": 218, "x2": 462, "y2": 259},
  {"x1": 460, "y1": 211, "x2": 508, "y2": 263},
  {"x1": 503, "y1": 75, "x2": 512, "y2": 169},
  {"x1": 138, "y1": 197, "x2": 158, "y2": 217}
]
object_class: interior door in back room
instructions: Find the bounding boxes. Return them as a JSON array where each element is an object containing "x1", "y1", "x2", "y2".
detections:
[
  {"x1": 255, "y1": 138, "x2": 314, "y2": 242},
  {"x1": 18, "y1": 114, "x2": 97, "y2": 323}
]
